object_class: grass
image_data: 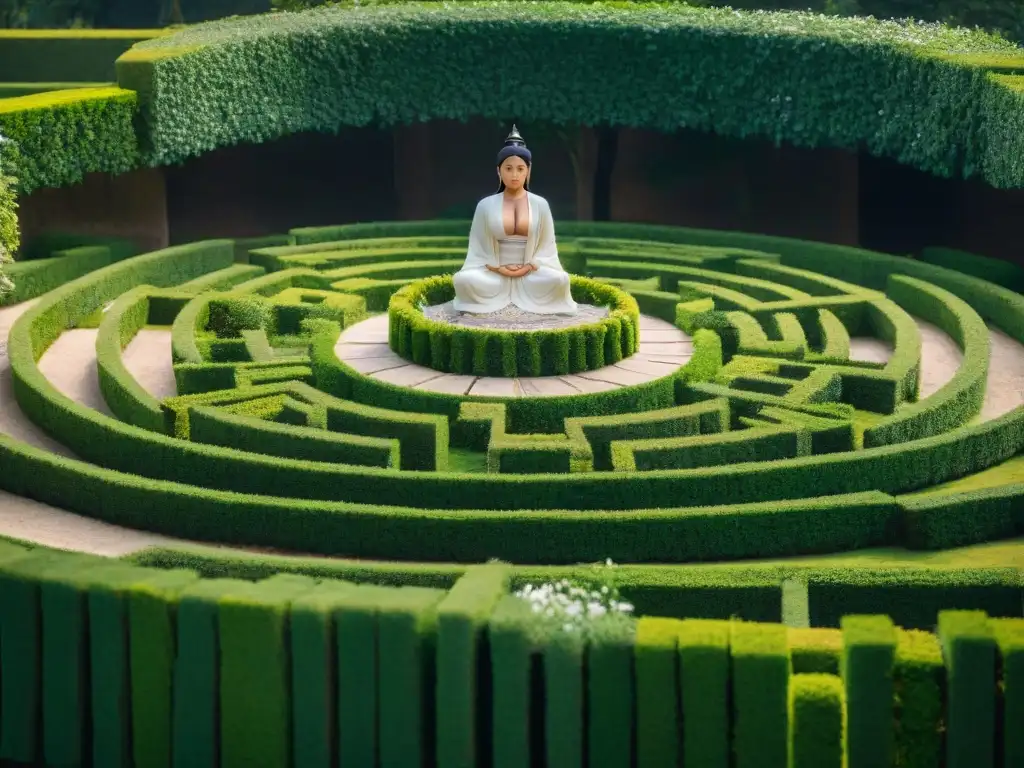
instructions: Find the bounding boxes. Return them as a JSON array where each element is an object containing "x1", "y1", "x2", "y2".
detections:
[
  {"x1": 447, "y1": 447, "x2": 488, "y2": 474},
  {"x1": 903, "y1": 454, "x2": 1024, "y2": 497}
]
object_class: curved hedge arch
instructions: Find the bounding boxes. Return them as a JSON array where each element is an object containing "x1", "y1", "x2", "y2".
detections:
[{"x1": 114, "y1": 2, "x2": 1024, "y2": 186}]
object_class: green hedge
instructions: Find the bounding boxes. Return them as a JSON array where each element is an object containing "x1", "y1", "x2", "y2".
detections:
[
  {"x1": 188, "y1": 404, "x2": 400, "y2": 468},
  {"x1": 4, "y1": 221, "x2": 1024, "y2": 562},
  {"x1": 115, "y1": 2, "x2": 1024, "y2": 187},
  {"x1": 919, "y1": 245, "x2": 1024, "y2": 294},
  {"x1": 317, "y1": 320, "x2": 720, "y2": 434},
  {"x1": 0, "y1": 30, "x2": 167, "y2": 82},
  {"x1": 0, "y1": 86, "x2": 139, "y2": 193},
  {"x1": 10, "y1": 239, "x2": 1020, "y2": 519},
  {"x1": 175, "y1": 0, "x2": 1024, "y2": 46},
  {"x1": 387, "y1": 274, "x2": 639, "y2": 377},
  {"x1": 2, "y1": 241, "x2": 139, "y2": 306},
  {"x1": 94, "y1": 285, "x2": 166, "y2": 432},
  {"x1": 863, "y1": 275, "x2": 990, "y2": 447}
]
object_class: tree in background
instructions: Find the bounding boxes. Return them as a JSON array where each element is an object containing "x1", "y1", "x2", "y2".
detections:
[{"x1": 0, "y1": 135, "x2": 19, "y2": 297}]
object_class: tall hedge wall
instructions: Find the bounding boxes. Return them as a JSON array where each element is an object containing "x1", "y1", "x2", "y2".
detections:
[
  {"x1": 0, "y1": 86, "x2": 139, "y2": 193},
  {"x1": 115, "y1": 2, "x2": 1024, "y2": 187}
]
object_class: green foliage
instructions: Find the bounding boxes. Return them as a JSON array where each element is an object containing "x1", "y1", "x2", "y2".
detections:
[
  {"x1": 789, "y1": 673, "x2": 845, "y2": 768},
  {"x1": 270, "y1": 0, "x2": 1024, "y2": 47},
  {"x1": 95, "y1": 286, "x2": 166, "y2": 432},
  {"x1": 3, "y1": 538, "x2": 1018, "y2": 768},
  {"x1": 388, "y1": 274, "x2": 639, "y2": 377},
  {"x1": 0, "y1": 170, "x2": 18, "y2": 268},
  {"x1": 0, "y1": 87, "x2": 139, "y2": 193},
  {"x1": 207, "y1": 294, "x2": 275, "y2": 338},
  {"x1": 118, "y1": 2, "x2": 1024, "y2": 187},
  {"x1": 863, "y1": 275, "x2": 990, "y2": 446},
  {"x1": 2, "y1": 242, "x2": 139, "y2": 307},
  {"x1": 0, "y1": 29, "x2": 166, "y2": 80}
]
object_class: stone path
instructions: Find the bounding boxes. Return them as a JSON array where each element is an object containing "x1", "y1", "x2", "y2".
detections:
[{"x1": 335, "y1": 313, "x2": 694, "y2": 397}]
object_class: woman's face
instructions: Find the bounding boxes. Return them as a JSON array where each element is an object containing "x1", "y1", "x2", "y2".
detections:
[{"x1": 499, "y1": 156, "x2": 529, "y2": 191}]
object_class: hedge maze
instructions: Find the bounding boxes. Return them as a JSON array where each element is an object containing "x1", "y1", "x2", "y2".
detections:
[
  {"x1": 0, "y1": 217, "x2": 1020, "y2": 766},
  {"x1": 1, "y1": 4, "x2": 1023, "y2": 766}
]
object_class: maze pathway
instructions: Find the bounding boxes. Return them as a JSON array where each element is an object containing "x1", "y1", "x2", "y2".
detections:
[
  {"x1": 0, "y1": 299, "x2": 1022, "y2": 559},
  {"x1": 982, "y1": 326, "x2": 1024, "y2": 419},
  {"x1": 38, "y1": 329, "x2": 114, "y2": 416},
  {"x1": 0, "y1": 302, "x2": 175, "y2": 554},
  {"x1": 334, "y1": 313, "x2": 694, "y2": 397},
  {"x1": 122, "y1": 329, "x2": 177, "y2": 399}
]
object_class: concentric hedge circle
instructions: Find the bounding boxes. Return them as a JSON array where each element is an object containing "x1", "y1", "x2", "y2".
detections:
[
  {"x1": 387, "y1": 274, "x2": 640, "y2": 377},
  {"x1": 1, "y1": 219, "x2": 1021, "y2": 565}
]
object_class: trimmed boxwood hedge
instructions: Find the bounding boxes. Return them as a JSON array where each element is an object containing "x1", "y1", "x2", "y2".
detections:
[
  {"x1": 863, "y1": 274, "x2": 991, "y2": 447},
  {"x1": 0, "y1": 539, "x2": 1017, "y2": 768},
  {"x1": 0, "y1": 86, "x2": 140, "y2": 193},
  {"x1": 387, "y1": 274, "x2": 639, "y2": 377},
  {"x1": 115, "y1": 2, "x2": 1024, "y2": 189},
  {"x1": 94, "y1": 285, "x2": 166, "y2": 432},
  {"x1": 3, "y1": 219, "x2": 1024, "y2": 563}
]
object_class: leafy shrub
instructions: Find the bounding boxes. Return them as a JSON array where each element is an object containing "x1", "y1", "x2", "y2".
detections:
[
  {"x1": 387, "y1": 274, "x2": 639, "y2": 378},
  {"x1": 207, "y1": 295, "x2": 275, "y2": 338},
  {"x1": 0, "y1": 168, "x2": 16, "y2": 296},
  {"x1": 119, "y1": 2, "x2": 1024, "y2": 187},
  {"x1": 0, "y1": 87, "x2": 139, "y2": 193}
]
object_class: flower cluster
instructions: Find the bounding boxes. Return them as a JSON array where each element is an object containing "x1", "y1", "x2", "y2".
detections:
[{"x1": 514, "y1": 559, "x2": 634, "y2": 637}]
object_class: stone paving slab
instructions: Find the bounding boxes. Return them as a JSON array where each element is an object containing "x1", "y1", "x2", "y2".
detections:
[
  {"x1": 336, "y1": 343, "x2": 394, "y2": 359},
  {"x1": 637, "y1": 342, "x2": 692, "y2": 356},
  {"x1": 558, "y1": 375, "x2": 619, "y2": 393},
  {"x1": 575, "y1": 366, "x2": 652, "y2": 387},
  {"x1": 414, "y1": 374, "x2": 478, "y2": 395},
  {"x1": 518, "y1": 377, "x2": 580, "y2": 396},
  {"x1": 373, "y1": 365, "x2": 446, "y2": 388},
  {"x1": 639, "y1": 316, "x2": 678, "y2": 330},
  {"x1": 344, "y1": 355, "x2": 409, "y2": 374},
  {"x1": 614, "y1": 357, "x2": 683, "y2": 376},
  {"x1": 468, "y1": 377, "x2": 519, "y2": 397}
]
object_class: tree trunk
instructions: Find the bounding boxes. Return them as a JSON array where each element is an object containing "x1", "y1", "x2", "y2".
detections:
[{"x1": 592, "y1": 126, "x2": 619, "y2": 221}]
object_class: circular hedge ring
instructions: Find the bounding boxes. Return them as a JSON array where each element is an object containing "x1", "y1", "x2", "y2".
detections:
[{"x1": 387, "y1": 274, "x2": 640, "y2": 377}]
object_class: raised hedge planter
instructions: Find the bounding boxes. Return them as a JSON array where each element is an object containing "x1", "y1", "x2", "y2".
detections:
[{"x1": 387, "y1": 275, "x2": 640, "y2": 377}]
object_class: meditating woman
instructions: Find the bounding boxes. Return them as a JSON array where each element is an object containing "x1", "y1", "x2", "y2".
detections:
[{"x1": 452, "y1": 126, "x2": 577, "y2": 315}]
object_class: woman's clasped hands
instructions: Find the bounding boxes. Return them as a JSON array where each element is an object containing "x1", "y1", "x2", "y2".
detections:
[{"x1": 487, "y1": 263, "x2": 537, "y2": 278}]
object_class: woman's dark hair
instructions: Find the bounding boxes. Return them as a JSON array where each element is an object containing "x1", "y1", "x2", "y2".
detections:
[{"x1": 496, "y1": 124, "x2": 531, "y2": 192}]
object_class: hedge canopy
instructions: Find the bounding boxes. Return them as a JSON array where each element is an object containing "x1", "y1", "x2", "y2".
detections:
[{"x1": 113, "y1": 1, "x2": 1024, "y2": 186}]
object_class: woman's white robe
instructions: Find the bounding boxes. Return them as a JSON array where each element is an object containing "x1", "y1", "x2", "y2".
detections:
[{"x1": 452, "y1": 192, "x2": 577, "y2": 314}]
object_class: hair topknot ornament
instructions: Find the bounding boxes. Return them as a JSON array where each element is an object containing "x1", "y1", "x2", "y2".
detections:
[{"x1": 495, "y1": 124, "x2": 532, "y2": 166}]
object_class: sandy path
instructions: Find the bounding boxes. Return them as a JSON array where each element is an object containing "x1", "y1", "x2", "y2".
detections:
[
  {"x1": 0, "y1": 303, "x2": 172, "y2": 553},
  {"x1": 981, "y1": 326, "x2": 1024, "y2": 420},
  {"x1": 122, "y1": 329, "x2": 177, "y2": 399},
  {"x1": 37, "y1": 328, "x2": 114, "y2": 416}
]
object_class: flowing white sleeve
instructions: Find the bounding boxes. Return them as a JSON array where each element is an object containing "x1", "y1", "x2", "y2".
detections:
[
  {"x1": 531, "y1": 199, "x2": 563, "y2": 272},
  {"x1": 460, "y1": 200, "x2": 497, "y2": 272}
]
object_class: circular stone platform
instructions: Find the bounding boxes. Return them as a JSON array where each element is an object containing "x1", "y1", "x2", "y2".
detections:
[
  {"x1": 335, "y1": 313, "x2": 693, "y2": 397},
  {"x1": 423, "y1": 301, "x2": 610, "y2": 330}
]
